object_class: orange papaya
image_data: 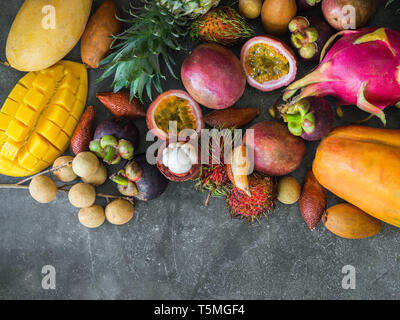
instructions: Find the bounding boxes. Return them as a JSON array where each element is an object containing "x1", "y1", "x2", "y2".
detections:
[{"x1": 313, "y1": 125, "x2": 400, "y2": 227}]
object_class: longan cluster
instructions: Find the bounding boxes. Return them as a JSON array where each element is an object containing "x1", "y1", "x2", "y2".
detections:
[{"x1": 28, "y1": 151, "x2": 134, "y2": 229}]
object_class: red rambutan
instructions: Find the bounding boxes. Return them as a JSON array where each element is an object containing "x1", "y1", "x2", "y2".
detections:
[{"x1": 228, "y1": 173, "x2": 276, "y2": 223}]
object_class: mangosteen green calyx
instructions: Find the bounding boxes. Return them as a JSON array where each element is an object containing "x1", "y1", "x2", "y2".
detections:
[
  {"x1": 89, "y1": 135, "x2": 134, "y2": 165},
  {"x1": 278, "y1": 97, "x2": 334, "y2": 141},
  {"x1": 91, "y1": 117, "x2": 140, "y2": 165},
  {"x1": 289, "y1": 16, "x2": 333, "y2": 60},
  {"x1": 111, "y1": 154, "x2": 169, "y2": 201},
  {"x1": 282, "y1": 99, "x2": 316, "y2": 136}
]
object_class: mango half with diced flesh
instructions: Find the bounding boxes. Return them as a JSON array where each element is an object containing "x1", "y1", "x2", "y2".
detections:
[{"x1": 0, "y1": 60, "x2": 88, "y2": 177}]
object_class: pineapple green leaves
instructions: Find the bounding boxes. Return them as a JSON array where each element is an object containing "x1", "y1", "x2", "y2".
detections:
[{"x1": 98, "y1": 0, "x2": 220, "y2": 102}]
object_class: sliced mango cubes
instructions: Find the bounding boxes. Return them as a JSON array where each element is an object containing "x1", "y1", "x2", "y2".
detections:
[{"x1": 0, "y1": 60, "x2": 88, "y2": 177}]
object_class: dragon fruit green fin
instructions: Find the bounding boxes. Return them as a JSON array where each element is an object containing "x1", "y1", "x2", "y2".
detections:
[
  {"x1": 354, "y1": 28, "x2": 396, "y2": 56},
  {"x1": 357, "y1": 82, "x2": 387, "y2": 125},
  {"x1": 396, "y1": 102, "x2": 400, "y2": 109}
]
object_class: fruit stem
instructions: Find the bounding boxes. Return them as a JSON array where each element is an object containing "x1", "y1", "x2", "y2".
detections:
[
  {"x1": 0, "y1": 183, "x2": 134, "y2": 203},
  {"x1": 0, "y1": 184, "x2": 29, "y2": 189},
  {"x1": 205, "y1": 190, "x2": 212, "y2": 207},
  {"x1": 16, "y1": 160, "x2": 73, "y2": 186}
]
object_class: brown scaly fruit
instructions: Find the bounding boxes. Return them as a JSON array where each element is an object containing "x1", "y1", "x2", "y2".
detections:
[
  {"x1": 204, "y1": 107, "x2": 260, "y2": 129},
  {"x1": 299, "y1": 170, "x2": 326, "y2": 230},
  {"x1": 70, "y1": 106, "x2": 95, "y2": 155},
  {"x1": 96, "y1": 92, "x2": 145, "y2": 118},
  {"x1": 228, "y1": 173, "x2": 276, "y2": 223},
  {"x1": 190, "y1": 7, "x2": 255, "y2": 46}
]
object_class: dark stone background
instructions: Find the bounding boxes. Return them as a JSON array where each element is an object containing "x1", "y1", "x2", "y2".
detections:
[{"x1": 0, "y1": 0, "x2": 399, "y2": 299}]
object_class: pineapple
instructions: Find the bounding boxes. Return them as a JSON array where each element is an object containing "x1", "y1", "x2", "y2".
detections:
[{"x1": 98, "y1": 0, "x2": 220, "y2": 102}]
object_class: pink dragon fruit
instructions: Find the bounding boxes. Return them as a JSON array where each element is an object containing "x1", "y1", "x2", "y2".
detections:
[{"x1": 283, "y1": 27, "x2": 400, "y2": 124}]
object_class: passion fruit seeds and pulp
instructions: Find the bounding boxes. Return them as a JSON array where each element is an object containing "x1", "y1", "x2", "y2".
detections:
[
  {"x1": 146, "y1": 90, "x2": 204, "y2": 141},
  {"x1": 241, "y1": 36, "x2": 297, "y2": 92}
]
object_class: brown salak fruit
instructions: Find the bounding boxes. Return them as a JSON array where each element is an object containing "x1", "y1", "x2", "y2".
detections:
[
  {"x1": 204, "y1": 107, "x2": 260, "y2": 128},
  {"x1": 81, "y1": 0, "x2": 122, "y2": 68},
  {"x1": 261, "y1": 0, "x2": 297, "y2": 35},
  {"x1": 299, "y1": 170, "x2": 326, "y2": 230},
  {"x1": 323, "y1": 203, "x2": 382, "y2": 239},
  {"x1": 70, "y1": 106, "x2": 95, "y2": 155},
  {"x1": 96, "y1": 92, "x2": 145, "y2": 119}
]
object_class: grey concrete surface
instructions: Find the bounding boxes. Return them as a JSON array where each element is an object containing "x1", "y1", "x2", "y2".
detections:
[{"x1": 0, "y1": 0, "x2": 399, "y2": 300}]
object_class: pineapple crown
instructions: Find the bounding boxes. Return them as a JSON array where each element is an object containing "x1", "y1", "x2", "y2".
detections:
[
  {"x1": 97, "y1": 0, "x2": 220, "y2": 102},
  {"x1": 158, "y1": 0, "x2": 221, "y2": 18}
]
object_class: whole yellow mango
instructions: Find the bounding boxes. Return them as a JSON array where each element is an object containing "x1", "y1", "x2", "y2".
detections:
[{"x1": 6, "y1": 0, "x2": 92, "y2": 71}]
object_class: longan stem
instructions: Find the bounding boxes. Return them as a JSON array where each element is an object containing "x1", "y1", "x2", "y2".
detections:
[
  {"x1": 58, "y1": 188, "x2": 134, "y2": 203},
  {"x1": 16, "y1": 160, "x2": 73, "y2": 185},
  {"x1": 0, "y1": 184, "x2": 29, "y2": 189},
  {"x1": 0, "y1": 183, "x2": 133, "y2": 203}
]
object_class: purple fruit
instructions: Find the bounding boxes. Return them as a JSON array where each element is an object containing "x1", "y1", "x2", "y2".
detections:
[
  {"x1": 111, "y1": 154, "x2": 169, "y2": 201},
  {"x1": 297, "y1": 0, "x2": 321, "y2": 11},
  {"x1": 93, "y1": 117, "x2": 140, "y2": 150},
  {"x1": 289, "y1": 15, "x2": 334, "y2": 60},
  {"x1": 280, "y1": 97, "x2": 334, "y2": 141}
]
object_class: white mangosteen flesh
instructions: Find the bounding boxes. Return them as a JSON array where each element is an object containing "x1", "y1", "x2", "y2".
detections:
[{"x1": 162, "y1": 142, "x2": 198, "y2": 175}]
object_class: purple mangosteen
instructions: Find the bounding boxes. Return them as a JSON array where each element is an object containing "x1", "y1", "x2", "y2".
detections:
[
  {"x1": 289, "y1": 15, "x2": 334, "y2": 60},
  {"x1": 111, "y1": 154, "x2": 169, "y2": 201},
  {"x1": 90, "y1": 117, "x2": 140, "y2": 165},
  {"x1": 279, "y1": 97, "x2": 334, "y2": 141}
]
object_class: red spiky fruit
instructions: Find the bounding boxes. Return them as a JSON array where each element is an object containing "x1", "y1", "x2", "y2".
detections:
[
  {"x1": 190, "y1": 7, "x2": 255, "y2": 46},
  {"x1": 228, "y1": 173, "x2": 276, "y2": 223}
]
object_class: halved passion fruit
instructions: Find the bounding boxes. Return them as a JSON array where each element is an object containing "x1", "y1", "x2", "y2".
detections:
[
  {"x1": 240, "y1": 36, "x2": 297, "y2": 92},
  {"x1": 156, "y1": 140, "x2": 201, "y2": 182},
  {"x1": 147, "y1": 90, "x2": 204, "y2": 140}
]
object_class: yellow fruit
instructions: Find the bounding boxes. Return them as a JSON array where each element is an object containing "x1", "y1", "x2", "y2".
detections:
[
  {"x1": 239, "y1": 0, "x2": 263, "y2": 19},
  {"x1": 277, "y1": 176, "x2": 300, "y2": 204},
  {"x1": 29, "y1": 175, "x2": 58, "y2": 203},
  {"x1": 323, "y1": 203, "x2": 382, "y2": 239},
  {"x1": 72, "y1": 152, "x2": 99, "y2": 178},
  {"x1": 78, "y1": 205, "x2": 105, "y2": 228},
  {"x1": 82, "y1": 164, "x2": 107, "y2": 186},
  {"x1": 105, "y1": 199, "x2": 134, "y2": 225},
  {"x1": 68, "y1": 183, "x2": 96, "y2": 208},
  {"x1": 6, "y1": 0, "x2": 92, "y2": 71},
  {"x1": 52, "y1": 156, "x2": 77, "y2": 182},
  {"x1": 0, "y1": 61, "x2": 88, "y2": 177}
]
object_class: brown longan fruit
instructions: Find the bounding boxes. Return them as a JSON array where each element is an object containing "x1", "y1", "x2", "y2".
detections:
[
  {"x1": 82, "y1": 164, "x2": 107, "y2": 186},
  {"x1": 72, "y1": 152, "x2": 99, "y2": 178},
  {"x1": 29, "y1": 176, "x2": 58, "y2": 203},
  {"x1": 277, "y1": 176, "x2": 301, "y2": 205},
  {"x1": 53, "y1": 156, "x2": 77, "y2": 182},
  {"x1": 78, "y1": 205, "x2": 105, "y2": 228},
  {"x1": 105, "y1": 199, "x2": 134, "y2": 225},
  {"x1": 68, "y1": 183, "x2": 96, "y2": 208}
]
